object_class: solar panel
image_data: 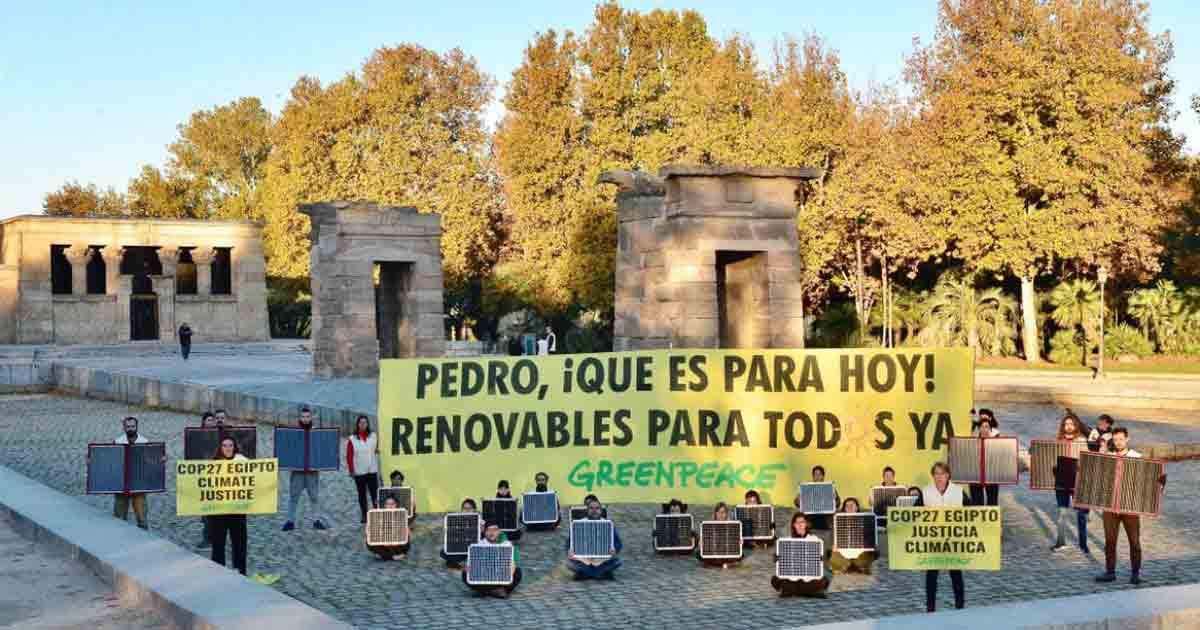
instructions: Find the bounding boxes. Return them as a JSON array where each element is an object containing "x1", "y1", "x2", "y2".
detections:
[
  {"x1": 699, "y1": 521, "x2": 743, "y2": 560},
  {"x1": 797, "y1": 483, "x2": 836, "y2": 514},
  {"x1": 894, "y1": 495, "x2": 918, "y2": 508},
  {"x1": 86, "y1": 443, "x2": 166, "y2": 494},
  {"x1": 871, "y1": 486, "x2": 909, "y2": 518},
  {"x1": 274, "y1": 427, "x2": 340, "y2": 471},
  {"x1": 86, "y1": 444, "x2": 126, "y2": 494},
  {"x1": 734, "y1": 505, "x2": 775, "y2": 540},
  {"x1": 654, "y1": 514, "x2": 694, "y2": 551},
  {"x1": 1028, "y1": 439, "x2": 1083, "y2": 491},
  {"x1": 444, "y1": 512, "x2": 481, "y2": 556},
  {"x1": 947, "y1": 436, "x2": 1019, "y2": 485},
  {"x1": 776, "y1": 537, "x2": 825, "y2": 581},
  {"x1": 834, "y1": 513, "x2": 877, "y2": 556},
  {"x1": 571, "y1": 519, "x2": 615, "y2": 559},
  {"x1": 128, "y1": 443, "x2": 166, "y2": 493},
  {"x1": 466, "y1": 543, "x2": 514, "y2": 586},
  {"x1": 366, "y1": 508, "x2": 409, "y2": 546},
  {"x1": 184, "y1": 426, "x2": 258, "y2": 460},
  {"x1": 483, "y1": 498, "x2": 519, "y2": 531},
  {"x1": 522, "y1": 491, "x2": 559, "y2": 524},
  {"x1": 1075, "y1": 452, "x2": 1164, "y2": 516},
  {"x1": 378, "y1": 486, "x2": 414, "y2": 514}
]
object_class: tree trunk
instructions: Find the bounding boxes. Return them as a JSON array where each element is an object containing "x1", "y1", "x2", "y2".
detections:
[
  {"x1": 1020, "y1": 275, "x2": 1041, "y2": 363},
  {"x1": 855, "y1": 239, "x2": 865, "y2": 341}
]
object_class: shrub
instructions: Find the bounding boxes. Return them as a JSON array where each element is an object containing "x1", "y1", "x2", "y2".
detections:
[
  {"x1": 1103, "y1": 324, "x2": 1153, "y2": 359},
  {"x1": 1048, "y1": 329, "x2": 1086, "y2": 366},
  {"x1": 268, "y1": 300, "x2": 311, "y2": 339}
]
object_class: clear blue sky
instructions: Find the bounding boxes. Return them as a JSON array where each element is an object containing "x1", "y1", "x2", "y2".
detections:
[{"x1": 3, "y1": 1, "x2": 1197, "y2": 219}]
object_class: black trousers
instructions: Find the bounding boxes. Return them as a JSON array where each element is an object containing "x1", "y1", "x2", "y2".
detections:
[
  {"x1": 925, "y1": 570, "x2": 964, "y2": 611},
  {"x1": 181, "y1": 341, "x2": 191, "y2": 360},
  {"x1": 354, "y1": 473, "x2": 380, "y2": 522},
  {"x1": 463, "y1": 566, "x2": 523, "y2": 594},
  {"x1": 969, "y1": 484, "x2": 999, "y2": 506},
  {"x1": 211, "y1": 515, "x2": 248, "y2": 575}
]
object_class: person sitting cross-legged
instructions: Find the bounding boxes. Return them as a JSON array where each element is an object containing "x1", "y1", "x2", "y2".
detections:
[
  {"x1": 566, "y1": 498, "x2": 623, "y2": 580},
  {"x1": 462, "y1": 521, "x2": 522, "y2": 598},
  {"x1": 365, "y1": 497, "x2": 410, "y2": 561}
]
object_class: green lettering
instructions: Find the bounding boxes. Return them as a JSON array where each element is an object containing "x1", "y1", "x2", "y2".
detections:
[
  {"x1": 596, "y1": 460, "x2": 616, "y2": 487},
  {"x1": 753, "y1": 463, "x2": 787, "y2": 488},
  {"x1": 677, "y1": 462, "x2": 698, "y2": 487},
  {"x1": 697, "y1": 462, "x2": 718, "y2": 488},
  {"x1": 616, "y1": 462, "x2": 635, "y2": 487},
  {"x1": 656, "y1": 461, "x2": 675, "y2": 488},
  {"x1": 635, "y1": 462, "x2": 655, "y2": 487},
  {"x1": 735, "y1": 464, "x2": 756, "y2": 487},
  {"x1": 567, "y1": 460, "x2": 594, "y2": 492},
  {"x1": 714, "y1": 463, "x2": 736, "y2": 488}
]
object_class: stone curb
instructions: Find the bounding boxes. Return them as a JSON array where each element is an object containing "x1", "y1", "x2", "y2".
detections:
[
  {"x1": 977, "y1": 368, "x2": 1200, "y2": 382},
  {"x1": 0, "y1": 463, "x2": 351, "y2": 630}
]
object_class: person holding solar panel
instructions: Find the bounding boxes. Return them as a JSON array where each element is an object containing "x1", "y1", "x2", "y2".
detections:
[
  {"x1": 463, "y1": 521, "x2": 521, "y2": 597},
  {"x1": 829, "y1": 497, "x2": 877, "y2": 575},
  {"x1": 653, "y1": 499, "x2": 696, "y2": 553},
  {"x1": 1095, "y1": 427, "x2": 1166, "y2": 585},
  {"x1": 210, "y1": 436, "x2": 250, "y2": 575},
  {"x1": 699, "y1": 502, "x2": 742, "y2": 568},
  {"x1": 1051, "y1": 412, "x2": 1091, "y2": 555},
  {"x1": 366, "y1": 496, "x2": 410, "y2": 560},
  {"x1": 494, "y1": 480, "x2": 521, "y2": 541},
  {"x1": 107, "y1": 416, "x2": 163, "y2": 530},
  {"x1": 967, "y1": 410, "x2": 1001, "y2": 507},
  {"x1": 566, "y1": 498, "x2": 622, "y2": 580},
  {"x1": 282, "y1": 407, "x2": 329, "y2": 531},
  {"x1": 771, "y1": 513, "x2": 831, "y2": 598},
  {"x1": 442, "y1": 498, "x2": 483, "y2": 568},
  {"x1": 523, "y1": 471, "x2": 561, "y2": 531},
  {"x1": 741, "y1": 490, "x2": 774, "y2": 549}
]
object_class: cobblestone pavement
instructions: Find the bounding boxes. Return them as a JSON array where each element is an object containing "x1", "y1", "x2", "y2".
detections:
[
  {"x1": 0, "y1": 511, "x2": 169, "y2": 629},
  {"x1": 2, "y1": 393, "x2": 1198, "y2": 629}
]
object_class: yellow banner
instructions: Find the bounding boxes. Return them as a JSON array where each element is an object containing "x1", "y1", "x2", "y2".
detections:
[
  {"x1": 886, "y1": 506, "x2": 1002, "y2": 570},
  {"x1": 378, "y1": 349, "x2": 974, "y2": 511},
  {"x1": 175, "y1": 459, "x2": 279, "y2": 516}
]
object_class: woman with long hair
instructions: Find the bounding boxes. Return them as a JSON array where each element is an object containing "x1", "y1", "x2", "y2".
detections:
[
  {"x1": 829, "y1": 497, "x2": 877, "y2": 574},
  {"x1": 346, "y1": 415, "x2": 380, "y2": 524},
  {"x1": 1052, "y1": 412, "x2": 1091, "y2": 554},
  {"x1": 210, "y1": 437, "x2": 249, "y2": 575},
  {"x1": 699, "y1": 502, "x2": 741, "y2": 568},
  {"x1": 968, "y1": 410, "x2": 1001, "y2": 506},
  {"x1": 771, "y1": 513, "x2": 831, "y2": 598}
]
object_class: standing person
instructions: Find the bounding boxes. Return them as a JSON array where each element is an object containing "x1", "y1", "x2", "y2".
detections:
[
  {"x1": 1088, "y1": 414, "x2": 1115, "y2": 453},
  {"x1": 565, "y1": 498, "x2": 622, "y2": 580},
  {"x1": 923, "y1": 461, "x2": 969, "y2": 612},
  {"x1": 110, "y1": 416, "x2": 152, "y2": 530},
  {"x1": 196, "y1": 411, "x2": 217, "y2": 548},
  {"x1": 1096, "y1": 427, "x2": 1166, "y2": 585},
  {"x1": 213, "y1": 409, "x2": 229, "y2": 427},
  {"x1": 209, "y1": 437, "x2": 249, "y2": 575},
  {"x1": 968, "y1": 410, "x2": 1001, "y2": 506},
  {"x1": 346, "y1": 415, "x2": 380, "y2": 524},
  {"x1": 771, "y1": 513, "x2": 831, "y2": 598},
  {"x1": 463, "y1": 521, "x2": 521, "y2": 597},
  {"x1": 178, "y1": 322, "x2": 193, "y2": 360},
  {"x1": 830, "y1": 498, "x2": 877, "y2": 574},
  {"x1": 1051, "y1": 413, "x2": 1091, "y2": 554},
  {"x1": 544, "y1": 325, "x2": 557, "y2": 354},
  {"x1": 536, "y1": 333, "x2": 550, "y2": 356},
  {"x1": 282, "y1": 406, "x2": 328, "y2": 531}
]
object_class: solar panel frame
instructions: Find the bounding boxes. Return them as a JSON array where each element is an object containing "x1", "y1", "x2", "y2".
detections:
[
  {"x1": 947, "y1": 436, "x2": 1020, "y2": 485},
  {"x1": 833, "y1": 513, "x2": 877, "y2": 557},
  {"x1": 274, "y1": 426, "x2": 340, "y2": 471},
  {"x1": 127, "y1": 442, "x2": 167, "y2": 493},
  {"x1": 734, "y1": 505, "x2": 775, "y2": 540},
  {"x1": 699, "y1": 521, "x2": 743, "y2": 560},
  {"x1": 466, "y1": 543, "x2": 515, "y2": 586},
  {"x1": 1074, "y1": 451, "x2": 1165, "y2": 516},
  {"x1": 482, "y1": 498, "x2": 519, "y2": 531},
  {"x1": 1028, "y1": 439, "x2": 1084, "y2": 491},
  {"x1": 521, "y1": 491, "x2": 559, "y2": 524},
  {"x1": 797, "y1": 483, "x2": 837, "y2": 514},
  {"x1": 366, "y1": 508, "x2": 410, "y2": 546},
  {"x1": 377, "y1": 486, "x2": 414, "y2": 515},
  {"x1": 570, "y1": 519, "x2": 615, "y2": 560},
  {"x1": 871, "y1": 486, "x2": 909, "y2": 518},
  {"x1": 443, "y1": 512, "x2": 482, "y2": 556},
  {"x1": 776, "y1": 537, "x2": 825, "y2": 582},
  {"x1": 85, "y1": 444, "x2": 126, "y2": 494},
  {"x1": 894, "y1": 495, "x2": 918, "y2": 508},
  {"x1": 653, "y1": 514, "x2": 694, "y2": 551},
  {"x1": 184, "y1": 426, "x2": 258, "y2": 460},
  {"x1": 86, "y1": 443, "x2": 167, "y2": 495}
]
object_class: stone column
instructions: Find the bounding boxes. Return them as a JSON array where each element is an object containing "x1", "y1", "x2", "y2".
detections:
[
  {"x1": 62, "y1": 245, "x2": 92, "y2": 296},
  {"x1": 101, "y1": 247, "x2": 123, "y2": 295},
  {"x1": 192, "y1": 247, "x2": 216, "y2": 295},
  {"x1": 157, "y1": 246, "x2": 178, "y2": 279}
]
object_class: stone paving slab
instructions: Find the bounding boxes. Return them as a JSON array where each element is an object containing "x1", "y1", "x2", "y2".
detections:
[{"x1": 2, "y1": 393, "x2": 1199, "y2": 629}]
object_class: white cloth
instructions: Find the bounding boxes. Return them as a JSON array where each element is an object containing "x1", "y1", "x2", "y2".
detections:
[
  {"x1": 347, "y1": 432, "x2": 379, "y2": 475},
  {"x1": 1111, "y1": 448, "x2": 1142, "y2": 459},
  {"x1": 536, "y1": 338, "x2": 550, "y2": 355},
  {"x1": 547, "y1": 332, "x2": 557, "y2": 353},
  {"x1": 921, "y1": 482, "x2": 965, "y2": 507},
  {"x1": 114, "y1": 434, "x2": 148, "y2": 445}
]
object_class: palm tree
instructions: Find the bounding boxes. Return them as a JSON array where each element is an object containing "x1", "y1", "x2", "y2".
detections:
[
  {"x1": 1128, "y1": 281, "x2": 1182, "y2": 353},
  {"x1": 1048, "y1": 279, "x2": 1101, "y2": 365},
  {"x1": 919, "y1": 273, "x2": 1018, "y2": 357}
]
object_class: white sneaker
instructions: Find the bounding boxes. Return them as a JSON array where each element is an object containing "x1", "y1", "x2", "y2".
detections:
[{"x1": 1051, "y1": 544, "x2": 1068, "y2": 553}]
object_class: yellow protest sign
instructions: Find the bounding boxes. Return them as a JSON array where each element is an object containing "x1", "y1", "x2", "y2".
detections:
[
  {"x1": 378, "y1": 349, "x2": 974, "y2": 510},
  {"x1": 886, "y1": 506, "x2": 1002, "y2": 570},
  {"x1": 175, "y1": 459, "x2": 279, "y2": 516}
]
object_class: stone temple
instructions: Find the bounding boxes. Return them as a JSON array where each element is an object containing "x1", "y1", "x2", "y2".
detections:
[
  {"x1": 601, "y1": 165, "x2": 821, "y2": 351},
  {"x1": 0, "y1": 215, "x2": 269, "y2": 345}
]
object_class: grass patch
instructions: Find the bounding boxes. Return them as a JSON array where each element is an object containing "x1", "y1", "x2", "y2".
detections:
[{"x1": 977, "y1": 356, "x2": 1200, "y2": 375}]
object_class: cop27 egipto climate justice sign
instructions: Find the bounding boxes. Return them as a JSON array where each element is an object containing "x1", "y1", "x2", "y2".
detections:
[
  {"x1": 378, "y1": 349, "x2": 973, "y2": 510},
  {"x1": 176, "y1": 459, "x2": 279, "y2": 516},
  {"x1": 887, "y1": 507, "x2": 1002, "y2": 570}
]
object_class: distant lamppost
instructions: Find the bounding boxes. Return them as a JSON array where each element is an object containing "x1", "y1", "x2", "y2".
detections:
[{"x1": 1098, "y1": 265, "x2": 1109, "y2": 379}]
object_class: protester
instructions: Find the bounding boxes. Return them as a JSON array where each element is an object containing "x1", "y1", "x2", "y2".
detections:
[
  {"x1": 496, "y1": 479, "x2": 521, "y2": 541},
  {"x1": 1096, "y1": 427, "x2": 1166, "y2": 585},
  {"x1": 699, "y1": 502, "x2": 741, "y2": 568},
  {"x1": 366, "y1": 496, "x2": 409, "y2": 560},
  {"x1": 388, "y1": 470, "x2": 418, "y2": 518},
  {"x1": 346, "y1": 415, "x2": 380, "y2": 524},
  {"x1": 771, "y1": 513, "x2": 831, "y2": 598},
  {"x1": 214, "y1": 409, "x2": 229, "y2": 427},
  {"x1": 109, "y1": 416, "x2": 155, "y2": 530},
  {"x1": 881, "y1": 466, "x2": 899, "y2": 486},
  {"x1": 196, "y1": 411, "x2": 217, "y2": 548},
  {"x1": 523, "y1": 471, "x2": 560, "y2": 531},
  {"x1": 463, "y1": 521, "x2": 521, "y2": 597},
  {"x1": 923, "y1": 461, "x2": 969, "y2": 612},
  {"x1": 741, "y1": 489, "x2": 774, "y2": 548},
  {"x1": 830, "y1": 497, "x2": 876, "y2": 574},
  {"x1": 178, "y1": 322, "x2": 193, "y2": 360},
  {"x1": 1088, "y1": 414, "x2": 1115, "y2": 453},
  {"x1": 652, "y1": 499, "x2": 696, "y2": 552},
  {"x1": 282, "y1": 406, "x2": 328, "y2": 531},
  {"x1": 442, "y1": 498, "x2": 482, "y2": 568},
  {"x1": 209, "y1": 436, "x2": 248, "y2": 575},
  {"x1": 1052, "y1": 412, "x2": 1091, "y2": 554},
  {"x1": 566, "y1": 498, "x2": 622, "y2": 580},
  {"x1": 968, "y1": 410, "x2": 1001, "y2": 506}
]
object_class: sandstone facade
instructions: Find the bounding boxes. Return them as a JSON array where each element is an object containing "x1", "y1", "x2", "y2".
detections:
[
  {"x1": 300, "y1": 201, "x2": 445, "y2": 379},
  {"x1": 601, "y1": 165, "x2": 821, "y2": 351},
  {"x1": 0, "y1": 216, "x2": 269, "y2": 345}
]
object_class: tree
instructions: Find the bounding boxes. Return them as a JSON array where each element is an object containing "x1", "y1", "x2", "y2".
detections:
[
  {"x1": 1128, "y1": 280, "x2": 1182, "y2": 352},
  {"x1": 126, "y1": 165, "x2": 209, "y2": 219},
  {"x1": 919, "y1": 272, "x2": 1018, "y2": 357},
  {"x1": 167, "y1": 96, "x2": 272, "y2": 220},
  {"x1": 1047, "y1": 279, "x2": 1101, "y2": 365},
  {"x1": 42, "y1": 181, "x2": 127, "y2": 217},
  {"x1": 907, "y1": 0, "x2": 1179, "y2": 362}
]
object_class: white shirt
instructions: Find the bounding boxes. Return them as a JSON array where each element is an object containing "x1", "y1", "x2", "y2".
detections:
[
  {"x1": 114, "y1": 434, "x2": 148, "y2": 445},
  {"x1": 922, "y1": 482, "x2": 965, "y2": 507},
  {"x1": 1110, "y1": 448, "x2": 1142, "y2": 459},
  {"x1": 536, "y1": 338, "x2": 550, "y2": 355},
  {"x1": 547, "y1": 332, "x2": 557, "y2": 353},
  {"x1": 346, "y1": 432, "x2": 379, "y2": 475}
]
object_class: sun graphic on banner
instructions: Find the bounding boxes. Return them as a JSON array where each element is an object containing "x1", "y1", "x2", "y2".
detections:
[{"x1": 839, "y1": 406, "x2": 877, "y2": 460}]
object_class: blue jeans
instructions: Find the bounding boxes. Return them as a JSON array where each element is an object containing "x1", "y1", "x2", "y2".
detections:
[
  {"x1": 567, "y1": 557, "x2": 622, "y2": 579},
  {"x1": 288, "y1": 471, "x2": 324, "y2": 524},
  {"x1": 1055, "y1": 490, "x2": 1089, "y2": 550}
]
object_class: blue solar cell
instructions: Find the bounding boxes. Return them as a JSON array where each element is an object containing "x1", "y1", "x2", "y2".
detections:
[
  {"x1": 128, "y1": 443, "x2": 166, "y2": 493},
  {"x1": 275, "y1": 427, "x2": 339, "y2": 471},
  {"x1": 307, "y1": 429, "x2": 339, "y2": 471},
  {"x1": 86, "y1": 443, "x2": 165, "y2": 494},
  {"x1": 274, "y1": 427, "x2": 307, "y2": 469},
  {"x1": 86, "y1": 444, "x2": 125, "y2": 494}
]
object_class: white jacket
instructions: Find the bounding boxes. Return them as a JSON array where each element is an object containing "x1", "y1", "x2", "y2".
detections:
[
  {"x1": 346, "y1": 432, "x2": 379, "y2": 476},
  {"x1": 922, "y1": 482, "x2": 965, "y2": 507}
]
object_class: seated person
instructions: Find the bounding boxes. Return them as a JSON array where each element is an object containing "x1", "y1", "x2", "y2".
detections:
[
  {"x1": 653, "y1": 498, "x2": 696, "y2": 553},
  {"x1": 566, "y1": 498, "x2": 622, "y2": 580},
  {"x1": 698, "y1": 502, "x2": 743, "y2": 569},
  {"x1": 793, "y1": 465, "x2": 839, "y2": 532},
  {"x1": 387, "y1": 470, "x2": 418, "y2": 518},
  {"x1": 906, "y1": 486, "x2": 924, "y2": 506},
  {"x1": 365, "y1": 496, "x2": 409, "y2": 561},
  {"x1": 740, "y1": 490, "x2": 775, "y2": 549},
  {"x1": 876, "y1": 466, "x2": 901, "y2": 527},
  {"x1": 495, "y1": 479, "x2": 522, "y2": 541},
  {"x1": 829, "y1": 497, "x2": 877, "y2": 575},
  {"x1": 462, "y1": 520, "x2": 522, "y2": 598},
  {"x1": 578, "y1": 493, "x2": 608, "y2": 519},
  {"x1": 523, "y1": 471, "x2": 562, "y2": 531},
  {"x1": 441, "y1": 498, "x2": 482, "y2": 568},
  {"x1": 772, "y1": 513, "x2": 832, "y2": 598}
]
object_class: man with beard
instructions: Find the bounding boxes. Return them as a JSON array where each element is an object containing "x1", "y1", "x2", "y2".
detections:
[
  {"x1": 566, "y1": 498, "x2": 622, "y2": 580},
  {"x1": 111, "y1": 416, "x2": 154, "y2": 529},
  {"x1": 523, "y1": 471, "x2": 561, "y2": 531},
  {"x1": 463, "y1": 521, "x2": 521, "y2": 597}
]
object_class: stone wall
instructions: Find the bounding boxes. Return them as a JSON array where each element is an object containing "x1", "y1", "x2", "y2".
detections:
[
  {"x1": 604, "y1": 165, "x2": 820, "y2": 351},
  {"x1": 300, "y1": 201, "x2": 446, "y2": 379}
]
